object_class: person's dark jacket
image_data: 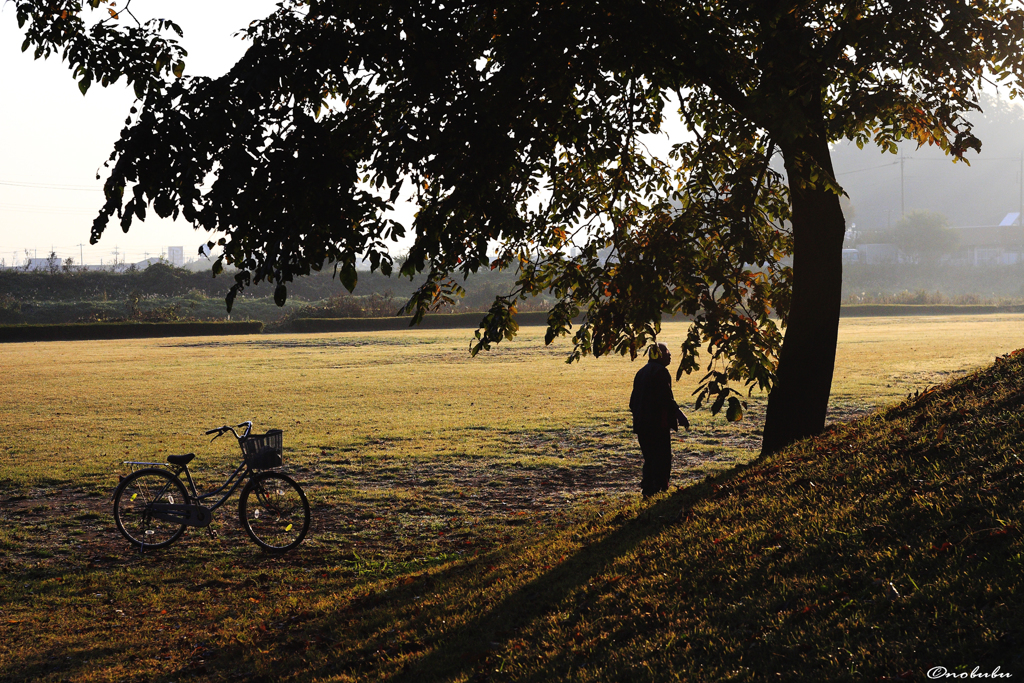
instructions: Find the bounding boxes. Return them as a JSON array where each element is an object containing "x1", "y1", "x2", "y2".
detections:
[{"x1": 630, "y1": 359, "x2": 682, "y2": 434}]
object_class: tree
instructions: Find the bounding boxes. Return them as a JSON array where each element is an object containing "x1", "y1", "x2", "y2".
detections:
[
  {"x1": 894, "y1": 211, "x2": 959, "y2": 265},
  {"x1": 14, "y1": 0, "x2": 1024, "y2": 455}
]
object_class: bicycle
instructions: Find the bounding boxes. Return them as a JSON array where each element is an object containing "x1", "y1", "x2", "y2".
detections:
[{"x1": 112, "y1": 421, "x2": 310, "y2": 553}]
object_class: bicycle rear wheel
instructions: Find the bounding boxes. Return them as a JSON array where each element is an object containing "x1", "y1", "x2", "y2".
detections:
[
  {"x1": 113, "y1": 468, "x2": 188, "y2": 549},
  {"x1": 238, "y1": 471, "x2": 310, "y2": 552}
]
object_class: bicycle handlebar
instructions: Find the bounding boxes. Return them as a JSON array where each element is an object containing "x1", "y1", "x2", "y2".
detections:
[{"x1": 204, "y1": 421, "x2": 254, "y2": 440}]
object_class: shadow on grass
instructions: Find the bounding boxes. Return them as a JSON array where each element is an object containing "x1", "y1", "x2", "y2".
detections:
[
  {"x1": 4, "y1": 642, "x2": 130, "y2": 683},
  {"x1": 306, "y1": 470, "x2": 738, "y2": 683},
  {"x1": 3, "y1": 467, "x2": 743, "y2": 683}
]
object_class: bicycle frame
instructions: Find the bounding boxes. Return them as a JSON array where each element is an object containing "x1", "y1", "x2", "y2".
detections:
[
  {"x1": 121, "y1": 422, "x2": 257, "y2": 515},
  {"x1": 180, "y1": 459, "x2": 251, "y2": 512}
]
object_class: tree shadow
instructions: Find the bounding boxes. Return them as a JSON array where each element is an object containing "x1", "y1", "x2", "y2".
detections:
[
  {"x1": 283, "y1": 468, "x2": 739, "y2": 683},
  {"x1": 377, "y1": 481, "x2": 721, "y2": 682},
  {"x1": 2, "y1": 457, "x2": 748, "y2": 683}
]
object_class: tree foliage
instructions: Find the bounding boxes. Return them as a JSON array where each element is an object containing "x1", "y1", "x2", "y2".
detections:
[
  {"x1": 14, "y1": 0, "x2": 1024, "y2": 452},
  {"x1": 895, "y1": 210, "x2": 959, "y2": 264}
]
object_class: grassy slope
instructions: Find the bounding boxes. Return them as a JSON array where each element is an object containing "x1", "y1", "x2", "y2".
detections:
[
  {"x1": 296, "y1": 350, "x2": 1022, "y2": 682},
  {"x1": 324, "y1": 355, "x2": 1020, "y2": 682},
  {"x1": 1, "y1": 330, "x2": 1023, "y2": 682}
]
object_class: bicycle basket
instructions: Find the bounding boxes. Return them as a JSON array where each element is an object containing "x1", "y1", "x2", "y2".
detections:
[{"x1": 240, "y1": 429, "x2": 284, "y2": 469}]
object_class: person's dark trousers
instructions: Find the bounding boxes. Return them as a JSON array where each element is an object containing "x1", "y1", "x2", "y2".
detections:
[{"x1": 638, "y1": 430, "x2": 672, "y2": 497}]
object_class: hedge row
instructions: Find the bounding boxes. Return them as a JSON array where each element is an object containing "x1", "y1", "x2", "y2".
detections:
[
  {"x1": 839, "y1": 303, "x2": 1024, "y2": 317},
  {"x1": 0, "y1": 321, "x2": 264, "y2": 343},
  {"x1": 290, "y1": 310, "x2": 554, "y2": 333}
]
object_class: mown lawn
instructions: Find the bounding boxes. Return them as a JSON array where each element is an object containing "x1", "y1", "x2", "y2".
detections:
[{"x1": 1, "y1": 316, "x2": 1023, "y2": 681}]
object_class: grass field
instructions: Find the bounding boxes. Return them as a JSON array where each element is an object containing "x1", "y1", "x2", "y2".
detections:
[{"x1": 2, "y1": 314, "x2": 1024, "y2": 681}]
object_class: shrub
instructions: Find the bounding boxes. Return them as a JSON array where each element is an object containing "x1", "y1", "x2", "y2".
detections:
[{"x1": 0, "y1": 321, "x2": 263, "y2": 343}]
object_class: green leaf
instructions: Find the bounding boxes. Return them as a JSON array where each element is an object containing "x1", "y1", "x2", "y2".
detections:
[
  {"x1": 710, "y1": 392, "x2": 727, "y2": 416},
  {"x1": 726, "y1": 397, "x2": 743, "y2": 422},
  {"x1": 172, "y1": 61, "x2": 185, "y2": 78},
  {"x1": 274, "y1": 284, "x2": 287, "y2": 307},
  {"x1": 78, "y1": 77, "x2": 91, "y2": 95},
  {"x1": 339, "y1": 265, "x2": 357, "y2": 293},
  {"x1": 694, "y1": 388, "x2": 708, "y2": 411}
]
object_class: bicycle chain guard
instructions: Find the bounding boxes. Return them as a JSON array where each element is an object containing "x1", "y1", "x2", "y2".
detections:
[{"x1": 148, "y1": 503, "x2": 214, "y2": 528}]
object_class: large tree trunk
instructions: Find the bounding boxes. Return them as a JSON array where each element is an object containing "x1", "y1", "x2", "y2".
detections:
[{"x1": 760, "y1": 131, "x2": 847, "y2": 456}]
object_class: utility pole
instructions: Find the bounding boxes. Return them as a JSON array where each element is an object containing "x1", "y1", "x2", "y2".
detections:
[
  {"x1": 900, "y1": 151, "x2": 905, "y2": 218},
  {"x1": 77, "y1": 243, "x2": 85, "y2": 266}
]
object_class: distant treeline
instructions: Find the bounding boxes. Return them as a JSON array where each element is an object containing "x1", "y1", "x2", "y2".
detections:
[
  {"x1": 0, "y1": 262, "x2": 549, "y2": 326},
  {"x1": 0, "y1": 262, "x2": 418, "y2": 302},
  {"x1": 5, "y1": 261, "x2": 1024, "y2": 328}
]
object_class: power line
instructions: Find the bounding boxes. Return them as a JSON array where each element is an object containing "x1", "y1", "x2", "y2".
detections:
[
  {"x1": 0, "y1": 179, "x2": 103, "y2": 192},
  {"x1": 0, "y1": 203, "x2": 100, "y2": 214},
  {"x1": 836, "y1": 161, "x2": 900, "y2": 176},
  {"x1": 835, "y1": 153, "x2": 1023, "y2": 178}
]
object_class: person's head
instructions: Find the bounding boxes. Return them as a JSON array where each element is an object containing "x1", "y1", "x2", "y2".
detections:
[{"x1": 649, "y1": 342, "x2": 671, "y2": 367}]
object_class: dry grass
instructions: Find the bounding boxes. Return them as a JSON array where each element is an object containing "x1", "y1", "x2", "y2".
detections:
[{"x1": 2, "y1": 315, "x2": 1024, "y2": 682}]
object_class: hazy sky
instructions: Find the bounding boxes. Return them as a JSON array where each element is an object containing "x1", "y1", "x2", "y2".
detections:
[{"x1": 0, "y1": 1, "x2": 278, "y2": 267}]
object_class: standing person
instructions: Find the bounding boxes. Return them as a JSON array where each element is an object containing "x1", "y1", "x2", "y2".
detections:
[{"x1": 630, "y1": 343, "x2": 690, "y2": 497}]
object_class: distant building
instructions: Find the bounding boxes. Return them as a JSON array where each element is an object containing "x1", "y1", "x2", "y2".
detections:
[
  {"x1": 133, "y1": 258, "x2": 164, "y2": 269},
  {"x1": 167, "y1": 246, "x2": 184, "y2": 267},
  {"x1": 23, "y1": 258, "x2": 54, "y2": 271},
  {"x1": 855, "y1": 243, "x2": 899, "y2": 264},
  {"x1": 951, "y1": 213, "x2": 1024, "y2": 265}
]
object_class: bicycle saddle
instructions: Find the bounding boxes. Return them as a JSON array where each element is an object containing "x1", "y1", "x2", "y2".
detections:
[{"x1": 167, "y1": 453, "x2": 196, "y2": 466}]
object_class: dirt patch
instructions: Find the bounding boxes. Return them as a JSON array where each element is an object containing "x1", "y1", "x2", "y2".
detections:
[{"x1": 1, "y1": 397, "x2": 879, "y2": 569}]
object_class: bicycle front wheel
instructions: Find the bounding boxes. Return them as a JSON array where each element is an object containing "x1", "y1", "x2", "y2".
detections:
[
  {"x1": 239, "y1": 472, "x2": 310, "y2": 552},
  {"x1": 113, "y1": 468, "x2": 188, "y2": 550}
]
